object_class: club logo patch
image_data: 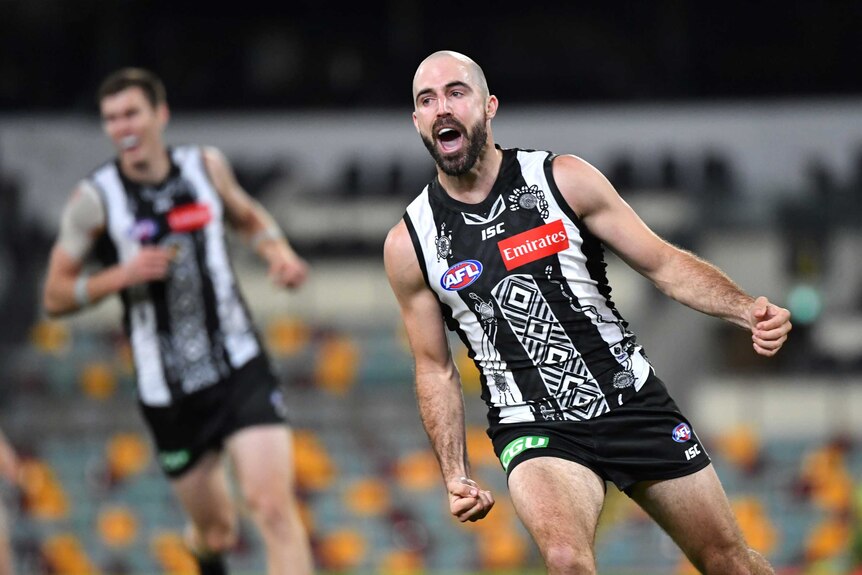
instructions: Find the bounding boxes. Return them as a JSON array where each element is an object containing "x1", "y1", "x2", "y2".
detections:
[
  {"x1": 435, "y1": 222, "x2": 453, "y2": 261},
  {"x1": 672, "y1": 422, "x2": 692, "y2": 443},
  {"x1": 509, "y1": 184, "x2": 549, "y2": 219},
  {"x1": 497, "y1": 219, "x2": 568, "y2": 270},
  {"x1": 441, "y1": 260, "x2": 483, "y2": 291}
]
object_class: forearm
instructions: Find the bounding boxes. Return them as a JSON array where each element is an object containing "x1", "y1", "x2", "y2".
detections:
[
  {"x1": 415, "y1": 367, "x2": 470, "y2": 483},
  {"x1": 653, "y1": 249, "x2": 754, "y2": 329},
  {"x1": 44, "y1": 264, "x2": 129, "y2": 317}
]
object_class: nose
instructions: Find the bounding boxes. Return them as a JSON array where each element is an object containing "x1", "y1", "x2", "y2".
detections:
[{"x1": 436, "y1": 96, "x2": 453, "y2": 116}]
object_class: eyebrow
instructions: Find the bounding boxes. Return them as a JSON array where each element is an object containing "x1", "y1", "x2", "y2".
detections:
[{"x1": 415, "y1": 81, "x2": 472, "y2": 103}]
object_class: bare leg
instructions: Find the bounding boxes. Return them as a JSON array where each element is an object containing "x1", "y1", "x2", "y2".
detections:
[
  {"x1": 629, "y1": 464, "x2": 774, "y2": 575},
  {"x1": 0, "y1": 501, "x2": 13, "y2": 575},
  {"x1": 507, "y1": 457, "x2": 606, "y2": 575},
  {"x1": 170, "y1": 451, "x2": 238, "y2": 562},
  {"x1": 227, "y1": 425, "x2": 313, "y2": 575}
]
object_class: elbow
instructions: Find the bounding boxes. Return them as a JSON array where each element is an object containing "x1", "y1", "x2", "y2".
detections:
[{"x1": 42, "y1": 289, "x2": 71, "y2": 319}]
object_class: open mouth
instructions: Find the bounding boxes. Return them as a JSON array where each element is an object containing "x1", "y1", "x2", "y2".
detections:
[
  {"x1": 436, "y1": 126, "x2": 464, "y2": 154},
  {"x1": 120, "y1": 135, "x2": 140, "y2": 151}
]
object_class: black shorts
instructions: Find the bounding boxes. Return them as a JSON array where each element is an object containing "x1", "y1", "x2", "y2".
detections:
[
  {"x1": 489, "y1": 372, "x2": 710, "y2": 494},
  {"x1": 139, "y1": 354, "x2": 290, "y2": 478}
]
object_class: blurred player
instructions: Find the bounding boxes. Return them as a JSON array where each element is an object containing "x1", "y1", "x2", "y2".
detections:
[
  {"x1": 43, "y1": 68, "x2": 313, "y2": 575},
  {"x1": 0, "y1": 428, "x2": 18, "y2": 575},
  {"x1": 385, "y1": 51, "x2": 792, "y2": 574}
]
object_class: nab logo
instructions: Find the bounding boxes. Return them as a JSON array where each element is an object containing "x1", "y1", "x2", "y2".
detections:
[
  {"x1": 672, "y1": 422, "x2": 692, "y2": 443},
  {"x1": 440, "y1": 260, "x2": 483, "y2": 291}
]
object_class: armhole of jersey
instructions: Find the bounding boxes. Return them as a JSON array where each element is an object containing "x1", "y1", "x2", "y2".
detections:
[{"x1": 402, "y1": 212, "x2": 431, "y2": 288}]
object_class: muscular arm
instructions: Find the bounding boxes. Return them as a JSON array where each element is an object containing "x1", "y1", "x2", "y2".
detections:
[
  {"x1": 43, "y1": 183, "x2": 171, "y2": 317},
  {"x1": 203, "y1": 147, "x2": 308, "y2": 288},
  {"x1": 383, "y1": 221, "x2": 493, "y2": 521},
  {"x1": 553, "y1": 154, "x2": 791, "y2": 356}
]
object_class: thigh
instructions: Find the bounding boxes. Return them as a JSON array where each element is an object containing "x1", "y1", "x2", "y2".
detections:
[
  {"x1": 227, "y1": 425, "x2": 294, "y2": 499},
  {"x1": 507, "y1": 456, "x2": 606, "y2": 554},
  {"x1": 169, "y1": 450, "x2": 235, "y2": 528},
  {"x1": 628, "y1": 464, "x2": 747, "y2": 562}
]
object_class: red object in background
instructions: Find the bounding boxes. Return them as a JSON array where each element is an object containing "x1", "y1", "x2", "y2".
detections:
[{"x1": 167, "y1": 203, "x2": 211, "y2": 233}]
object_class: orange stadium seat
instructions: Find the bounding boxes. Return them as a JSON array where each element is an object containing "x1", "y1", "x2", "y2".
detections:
[
  {"x1": 80, "y1": 360, "x2": 117, "y2": 400},
  {"x1": 344, "y1": 477, "x2": 391, "y2": 516},
  {"x1": 42, "y1": 533, "x2": 101, "y2": 575},
  {"x1": 265, "y1": 316, "x2": 311, "y2": 357},
  {"x1": 314, "y1": 334, "x2": 359, "y2": 395},
  {"x1": 19, "y1": 459, "x2": 69, "y2": 520},
  {"x1": 151, "y1": 531, "x2": 198, "y2": 575},
  {"x1": 293, "y1": 429, "x2": 336, "y2": 491},
  {"x1": 106, "y1": 432, "x2": 151, "y2": 481},
  {"x1": 318, "y1": 528, "x2": 367, "y2": 572},
  {"x1": 30, "y1": 320, "x2": 71, "y2": 356},
  {"x1": 97, "y1": 504, "x2": 139, "y2": 548},
  {"x1": 394, "y1": 449, "x2": 439, "y2": 492},
  {"x1": 379, "y1": 548, "x2": 424, "y2": 575}
]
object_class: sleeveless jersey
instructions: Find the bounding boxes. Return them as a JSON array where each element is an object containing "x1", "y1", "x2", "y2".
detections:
[
  {"x1": 404, "y1": 148, "x2": 653, "y2": 428},
  {"x1": 87, "y1": 146, "x2": 262, "y2": 407}
]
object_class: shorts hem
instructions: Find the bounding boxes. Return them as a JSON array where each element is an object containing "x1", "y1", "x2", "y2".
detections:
[{"x1": 619, "y1": 456, "x2": 712, "y2": 495}]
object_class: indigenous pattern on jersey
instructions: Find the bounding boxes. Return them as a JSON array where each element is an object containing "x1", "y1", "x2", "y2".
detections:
[
  {"x1": 88, "y1": 146, "x2": 261, "y2": 407},
  {"x1": 404, "y1": 147, "x2": 653, "y2": 428}
]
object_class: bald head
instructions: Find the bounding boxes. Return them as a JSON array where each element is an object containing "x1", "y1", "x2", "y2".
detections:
[{"x1": 412, "y1": 51, "x2": 490, "y2": 104}]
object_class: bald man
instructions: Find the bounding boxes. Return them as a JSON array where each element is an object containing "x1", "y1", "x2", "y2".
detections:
[{"x1": 384, "y1": 50, "x2": 791, "y2": 574}]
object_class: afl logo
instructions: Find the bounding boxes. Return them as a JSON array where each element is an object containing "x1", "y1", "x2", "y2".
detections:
[
  {"x1": 672, "y1": 423, "x2": 692, "y2": 443},
  {"x1": 441, "y1": 260, "x2": 483, "y2": 291}
]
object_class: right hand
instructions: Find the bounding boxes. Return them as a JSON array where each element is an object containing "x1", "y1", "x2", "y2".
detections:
[
  {"x1": 123, "y1": 246, "x2": 174, "y2": 286},
  {"x1": 447, "y1": 476, "x2": 495, "y2": 523}
]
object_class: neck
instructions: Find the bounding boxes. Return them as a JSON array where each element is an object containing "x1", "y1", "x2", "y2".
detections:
[
  {"x1": 120, "y1": 147, "x2": 171, "y2": 185},
  {"x1": 438, "y1": 143, "x2": 503, "y2": 204}
]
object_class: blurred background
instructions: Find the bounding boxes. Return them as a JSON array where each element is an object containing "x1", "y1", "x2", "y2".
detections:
[{"x1": 1, "y1": 1, "x2": 862, "y2": 574}]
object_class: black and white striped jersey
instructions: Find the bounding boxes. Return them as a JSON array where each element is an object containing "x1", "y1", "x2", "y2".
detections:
[
  {"x1": 88, "y1": 146, "x2": 262, "y2": 407},
  {"x1": 404, "y1": 147, "x2": 653, "y2": 428}
]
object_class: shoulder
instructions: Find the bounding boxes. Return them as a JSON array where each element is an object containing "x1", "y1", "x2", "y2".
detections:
[
  {"x1": 383, "y1": 219, "x2": 425, "y2": 292},
  {"x1": 384, "y1": 220, "x2": 413, "y2": 264},
  {"x1": 550, "y1": 153, "x2": 619, "y2": 218},
  {"x1": 200, "y1": 145, "x2": 231, "y2": 173}
]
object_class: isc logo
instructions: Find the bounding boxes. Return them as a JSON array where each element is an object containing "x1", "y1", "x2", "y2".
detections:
[
  {"x1": 440, "y1": 260, "x2": 483, "y2": 291},
  {"x1": 684, "y1": 443, "x2": 702, "y2": 461}
]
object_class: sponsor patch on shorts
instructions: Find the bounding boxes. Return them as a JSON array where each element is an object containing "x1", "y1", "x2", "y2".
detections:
[
  {"x1": 159, "y1": 449, "x2": 190, "y2": 472},
  {"x1": 499, "y1": 435, "x2": 549, "y2": 471}
]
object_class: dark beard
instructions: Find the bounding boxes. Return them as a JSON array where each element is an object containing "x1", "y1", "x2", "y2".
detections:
[{"x1": 421, "y1": 118, "x2": 488, "y2": 177}]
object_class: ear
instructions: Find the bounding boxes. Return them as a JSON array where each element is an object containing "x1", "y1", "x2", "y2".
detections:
[
  {"x1": 412, "y1": 111, "x2": 420, "y2": 133},
  {"x1": 157, "y1": 103, "x2": 170, "y2": 128},
  {"x1": 485, "y1": 95, "x2": 498, "y2": 119}
]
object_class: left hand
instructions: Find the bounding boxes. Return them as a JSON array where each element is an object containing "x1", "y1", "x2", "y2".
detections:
[
  {"x1": 748, "y1": 296, "x2": 792, "y2": 357},
  {"x1": 267, "y1": 248, "x2": 309, "y2": 289}
]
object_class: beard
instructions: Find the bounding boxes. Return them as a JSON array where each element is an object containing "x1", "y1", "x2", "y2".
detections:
[{"x1": 421, "y1": 117, "x2": 489, "y2": 177}]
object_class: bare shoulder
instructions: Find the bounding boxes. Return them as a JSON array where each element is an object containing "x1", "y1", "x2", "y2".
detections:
[
  {"x1": 383, "y1": 220, "x2": 423, "y2": 294},
  {"x1": 383, "y1": 220, "x2": 414, "y2": 271},
  {"x1": 551, "y1": 153, "x2": 618, "y2": 218}
]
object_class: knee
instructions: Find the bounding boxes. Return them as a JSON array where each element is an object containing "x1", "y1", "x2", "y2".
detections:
[
  {"x1": 698, "y1": 546, "x2": 774, "y2": 575},
  {"x1": 243, "y1": 490, "x2": 293, "y2": 534},
  {"x1": 542, "y1": 544, "x2": 595, "y2": 575},
  {"x1": 193, "y1": 519, "x2": 238, "y2": 555}
]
